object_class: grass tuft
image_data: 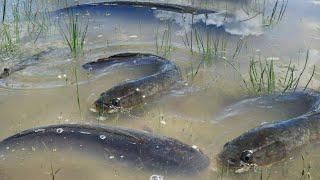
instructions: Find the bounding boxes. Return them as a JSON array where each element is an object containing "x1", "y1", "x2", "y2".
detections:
[
  {"x1": 155, "y1": 22, "x2": 174, "y2": 57},
  {"x1": 58, "y1": 11, "x2": 88, "y2": 119},
  {"x1": 243, "y1": 50, "x2": 315, "y2": 95},
  {"x1": 59, "y1": 13, "x2": 88, "y2": 58}
]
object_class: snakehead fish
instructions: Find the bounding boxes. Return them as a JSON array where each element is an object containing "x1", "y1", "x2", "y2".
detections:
[
  {"x1": 54, "y1": 1, "x2": 217, "y2": 15},
  {"x1": 0, "y1": 124, "x2": 209, "y2": 173},
  {"x1": 0, "y1": 49, "x2": 52, "y2": 79},
  {"x1": 83, "y1": 53, "x2": 181, "y2": 114},
  {"x1": 217, "y1": 91, "x2": 320, "y2": 173}
]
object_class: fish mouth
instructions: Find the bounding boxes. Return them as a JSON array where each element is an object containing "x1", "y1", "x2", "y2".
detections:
[
  {"x1": 234, "y1": 161, "x2": 256, "y2": 173},
  {"x1": 216, "y1": 154, "x2": 256, "y2": 173},
  {"x1": 93, "y1": 101, "x2": 121, "y2": 114}
]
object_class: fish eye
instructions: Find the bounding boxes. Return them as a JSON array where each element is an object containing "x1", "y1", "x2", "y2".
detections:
[
  {"x1": 3, "y1": 68, "x2": 9, "y2": 73},
  {"x1": 240, "y1": 150, "x2": 253, "y2": 163},
  {"x1": 111, "y1": 98, "x2": 120, "y2": 107}
]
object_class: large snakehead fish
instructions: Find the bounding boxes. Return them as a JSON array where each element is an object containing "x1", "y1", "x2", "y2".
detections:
[
  {"x1": 218, "y1": 91, "x2": 320, "y2": 173},
  {"x1": 0, "y1": 124, "x2": 209, "y2": 173},
  {"x1": 83, "y1": 53, "x2": 181, "y2": 114}
]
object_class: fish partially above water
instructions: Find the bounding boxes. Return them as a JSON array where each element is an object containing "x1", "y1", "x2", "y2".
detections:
[
  {"x1": 83, "y1": 53, "x2": 181, "y2": 114},
  {"x1": 217, "y1": 91, "x2": 320, "y2": 173},
  {"x1": 0, "y1": 124, "x2": 209, "y2": 173}
]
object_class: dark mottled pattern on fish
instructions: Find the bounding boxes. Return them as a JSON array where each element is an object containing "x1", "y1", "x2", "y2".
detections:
[
  {"x1": 218, "y1": 90, "x2": 320, "y2": 173},
  {"x1": 83, "y1": 53, "x2": 181, "y2": 113},
  {"x1": 0, "y1": 124, "x2": 209, "y2": 173}
]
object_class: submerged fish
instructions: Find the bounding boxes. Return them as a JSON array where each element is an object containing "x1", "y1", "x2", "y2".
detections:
[
  {"x1": 0, "y1": 49, "x2": 52, "y2": 79},
  {"x1": 83, "y1": 53, "x2": 181, "y2": 114},
  {"x1": 0, "y1": 124, "x2": 209, "y2": 173},
  {"x1": 215, "y1": 91, "x2": 320, "y2": 121},
  {"x1": 217, "y1": 91, "x2": 320, "y2": 173},
  {"x1": 55, "y1": 1, "x2": 217, "y2": 15}
]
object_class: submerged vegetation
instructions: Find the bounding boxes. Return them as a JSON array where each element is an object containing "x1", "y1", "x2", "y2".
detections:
[
  {"x1": 58, "y1": 13, "x2": 88, "y2": 58},
  {"x1": 2, "y1": 0, "x2": 6, "y2": 23},
  {"x1": 58, "y1": 12, "x2": 89, "y2": 119},
  {"x1": 0, "y1": 23, "x2": 18, "y2": 53},
  {"x1": 243, "y1": 0, "x2": 288, "y2": 27},
  {"x1": 0, "y1": 0, "x2": 51, "y2": 54},
  {"x1": 155, "y1": 22, "x2": 174, "y2": 57},
  {"x1": 242, "y1": 50, "x2": 316, "y2": 95},
  {"x1": 193, "y1": 29, "x2": 228, "y2": 64}
]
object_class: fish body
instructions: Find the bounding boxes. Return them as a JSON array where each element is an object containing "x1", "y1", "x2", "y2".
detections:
[
  {"x1": 218, "y1": 91, "x2": 320, "y2": 173},
  {"x1": 215, "y1": 91, "x2": 320, "y2": 121},
  {"x1": 0, "y1": 124, "x2": 209, "y2": 173},
  {"x1": 0, "y1": 49, "x2": 52, "y2": 79},
  {"x1": 83, "y1": 53, "x2": 181, "y2": 114},
  {"x1": 54, "y1": 1, "x2": 217, "y2": 15}
]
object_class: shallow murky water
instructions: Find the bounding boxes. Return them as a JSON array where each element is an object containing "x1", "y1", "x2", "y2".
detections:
[{"x1": 0, "y1": 0, "x2": 319, "y2": 179}]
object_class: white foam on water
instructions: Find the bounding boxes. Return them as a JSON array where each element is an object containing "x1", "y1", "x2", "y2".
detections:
[
  {"x1": 312, "y1": 0, "x2": 320, "y2": 5},
  {"x1": 153, "y1": 9, "x2": 263, "y2": 36}
]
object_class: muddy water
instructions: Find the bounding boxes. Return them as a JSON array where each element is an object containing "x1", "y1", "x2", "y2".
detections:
[{"x1": 0, "y1": 0, "x2": 320, "y2": 179}]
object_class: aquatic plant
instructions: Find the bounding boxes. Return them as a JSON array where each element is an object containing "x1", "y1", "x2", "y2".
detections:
[
  {"x1": 182, "y1": 23, "x2": 229, "y2": 66},
  {"x1": 248, "y1": 0, "x2": 288, "y2": 27},
  {"x1": 243, "y1": 50, "x2": 315, "y2": 95},
  {"x1": 264, "y1": 0, "x2": 288, "y2": 27},
  {"x1": 58, "y1": 11, "x2": 88, "y2": 119},
  {"x1": 0, "y1": 0, "x2": 51, "y2": 54},
  {"x1": 0, "y1": 23, "x2": 18, "y2": 53},
  {"x1": 59, "y1": 13, "x2": 88, "y2": 58},
  {"x1": 23, "y1": 0, "x2": 51, "y2": 42},
  {"x1": 0, "y1": 1, "x2": 20, "y2": 53},
  {"x1": 1, "y1": 0, "x2": 6, "y2": 23},
  {"x1": 49, "y1": 163, "x2": 61, "y2": 180},
  {"x1": 73, "y1": 66, "x2": 83, "y2": 120},
  {"x1": 232, "y1": 37, "x2": 247, "y2": 59},
  {"x1": 195, "y1": 29, "x2": 228, "y2": 63},
  {"x1": 12, "y1": 1, "x2": 21, "y2": 43},
  {"x1": 300, "y1": 155, "x2": 312, "y2": 180},
  {"x1": 182, "y1": 14, "x2": 195, "y2": 54},
  {"x1": 187, "y1": 60, "x2": 204, "y2": 82},
  {"x1": 155, "y1": 22, "x2": 174, "y2": 57}
]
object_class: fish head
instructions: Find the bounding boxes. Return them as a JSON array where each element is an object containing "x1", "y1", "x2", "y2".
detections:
[
  {"x1": 94, "y1": 96, "x2": 122, "y2": 114},
  {"x1": 94, "y1": 82, "x2": 143, "y2": 114},
  {"x1": 0, "y1": 68, "x2": 10, "y2": 79},
  {"x1": 217, "y1": 126, "x2": 286, "y2": 173}
]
